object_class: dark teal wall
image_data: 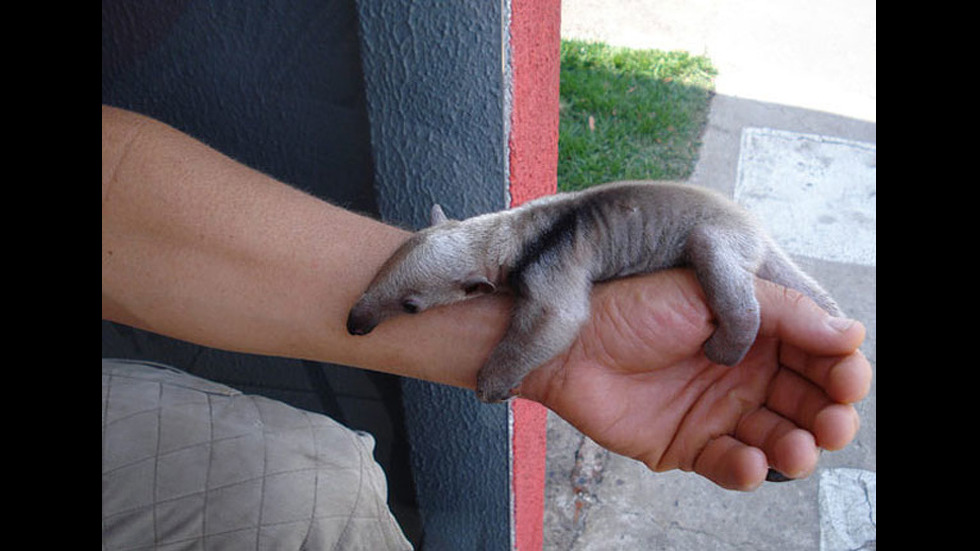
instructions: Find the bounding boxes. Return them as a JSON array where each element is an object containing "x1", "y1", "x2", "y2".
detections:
[{"x1": 102, "y1": 0, "x2": 378, "y2": 213}]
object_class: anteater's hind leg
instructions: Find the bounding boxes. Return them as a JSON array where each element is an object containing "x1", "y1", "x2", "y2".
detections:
[{"x1": 686, "y1": 224, "x2": 765, "y2": 366}]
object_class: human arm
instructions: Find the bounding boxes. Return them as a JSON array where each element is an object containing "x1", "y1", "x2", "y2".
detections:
[
  {"x1": 102, "y1": 106, "x2": 871, "y2": 491},
  {"x1": 102, "y1": 105, "x2": 510, "y2": 388}
]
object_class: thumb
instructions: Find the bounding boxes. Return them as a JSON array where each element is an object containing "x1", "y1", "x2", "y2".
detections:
[
  {"x1": 755, "y1": 278, "x2": 866, "y2": 357},
  {"x1": 754, "y1": 278, "x2": 871, "y2": 404}
]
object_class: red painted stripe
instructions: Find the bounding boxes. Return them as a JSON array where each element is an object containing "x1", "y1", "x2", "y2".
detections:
[
  {"x1": 511, "y1": 398, "x2": 549, "y2": 550},
  {"x1": 506, "y1": 0, "x2": 561, "y2": 549},
  {"x1": 508, "y1": 0, "x2": 561, "y2": 209}
]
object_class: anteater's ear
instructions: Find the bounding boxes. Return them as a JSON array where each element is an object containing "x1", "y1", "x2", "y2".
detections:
[
  {"x1": 430, "y1": 204, "x2": 449, "y2": 226},
  {"x1": 461, "y1": 276, "x2": 495, "y2": 296}
]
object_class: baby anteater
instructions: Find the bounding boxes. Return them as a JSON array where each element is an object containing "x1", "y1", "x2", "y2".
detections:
[{"x1": 347, "y1": 181, "x2": 841, "y2": 403}]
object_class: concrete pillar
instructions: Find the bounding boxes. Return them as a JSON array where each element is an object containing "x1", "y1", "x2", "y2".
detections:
[{"x1": 356, "y1": 0, "x2": 561, "y2": 548}]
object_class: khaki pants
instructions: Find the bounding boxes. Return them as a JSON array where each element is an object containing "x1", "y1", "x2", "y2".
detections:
[{"x1": 102, "y1": 359, "x2": 411, "y2": 550}]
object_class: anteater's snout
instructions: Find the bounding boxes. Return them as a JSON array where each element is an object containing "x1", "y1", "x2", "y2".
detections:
[{"x1": 346, "y1": 308, "x2": 378, "y2": 336}]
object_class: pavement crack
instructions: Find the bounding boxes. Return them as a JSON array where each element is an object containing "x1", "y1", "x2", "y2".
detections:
[{"x1": 567, "y1": 435, "x2": 609, "y2": 546}]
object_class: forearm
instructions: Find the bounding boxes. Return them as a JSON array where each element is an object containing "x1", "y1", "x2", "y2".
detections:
[{"x1": 101, "y1": 106, "x2": 507, "y2": 389}]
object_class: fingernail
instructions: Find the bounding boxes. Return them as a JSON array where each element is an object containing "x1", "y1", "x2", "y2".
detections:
[{"x1": 826, "y1": 316, "x2": 856, "y2": 333}]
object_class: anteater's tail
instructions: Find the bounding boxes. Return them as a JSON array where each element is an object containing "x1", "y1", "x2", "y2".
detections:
[{"x1": 757, "y1": 242, "x2": 844, "y2": 317}]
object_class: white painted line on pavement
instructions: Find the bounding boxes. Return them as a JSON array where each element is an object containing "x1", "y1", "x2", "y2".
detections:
[
  {"x1": 818, "y1": 468, "x2": 876, "y2": 551},
  {"x1": 735, "y1": 128, "x2": 876, "y2": 267}
]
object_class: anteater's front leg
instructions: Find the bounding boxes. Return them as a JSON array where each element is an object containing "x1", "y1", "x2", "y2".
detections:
[{"x1": 476, "y1": 267, "x2": 592, "y2": 403}]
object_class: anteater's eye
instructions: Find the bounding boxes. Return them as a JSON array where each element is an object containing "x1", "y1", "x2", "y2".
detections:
[{"x1": 401, "y1": 299, "x2": 420, "y2": 314}]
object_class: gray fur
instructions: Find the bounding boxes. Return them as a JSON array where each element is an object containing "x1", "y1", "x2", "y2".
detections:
[{"x1": 347, "y1": 181, "x2": 841, "y2": 403}]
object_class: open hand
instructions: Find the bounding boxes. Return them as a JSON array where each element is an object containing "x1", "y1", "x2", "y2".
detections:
[{"x1": 519, "y1": 269, "x2": 871, "y2": 491}]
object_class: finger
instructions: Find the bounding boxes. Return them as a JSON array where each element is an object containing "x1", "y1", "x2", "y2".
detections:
[
  {"x1": 780, "y1": 343, "x2": 872, "y2": 404},
  {"x1": 767, "y1": 368, "x2": 832, "y2": 429},
  {"x1": 755, "y1": 278, "x2": 866, "y2": 357},
  {"x1": 812, "y1": 402, "x2": 861, "y2": 451},
  {"x1": 735, "y1": 406, "x2": 820, "y2": 480},
  {"x1": 693, "y1": 435, "x2": 768, "y2": 491},
  {"x1": 764, "y1": 368, "x2": 862, "y2": 451}
]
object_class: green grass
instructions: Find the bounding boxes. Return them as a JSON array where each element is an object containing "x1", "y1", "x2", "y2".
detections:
[{"x1": 558, "y1": 39, "x2": 717, "y2": 192}]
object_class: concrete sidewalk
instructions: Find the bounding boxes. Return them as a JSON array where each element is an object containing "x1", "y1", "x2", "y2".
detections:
[{"x1": 544, "y1": 1, "x2": 876, "y2": 549}]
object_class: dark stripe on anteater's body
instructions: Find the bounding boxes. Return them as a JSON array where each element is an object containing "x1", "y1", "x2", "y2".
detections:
[
  {"x1": 506, "y1": 187, "x2": 644, "y2": 297},
  {"x1": 507, "y1": 204, "x2": 584, "y2": 297}
]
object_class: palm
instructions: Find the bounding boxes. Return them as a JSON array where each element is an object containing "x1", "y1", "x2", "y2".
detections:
[{"x1": 520, "y1": 269, "x2": 867, "y2": 491}]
